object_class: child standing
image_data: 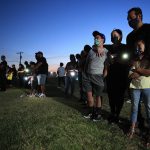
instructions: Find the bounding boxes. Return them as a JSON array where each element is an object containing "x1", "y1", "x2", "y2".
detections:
[{"x1": 128, "y1": 39, "x2": 150, "y2": 143}]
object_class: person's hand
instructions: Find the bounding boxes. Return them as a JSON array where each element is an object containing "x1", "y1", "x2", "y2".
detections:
[
  {"x1": 134, "y1": 68, "x2": 142, "y2": 74},
  {"x1": 129, "y1": 72, "x2": 140, "y2": 79},
  {"x1": 96, "y1": 47, "x2": 104, "y2": 57},
  {"x1": 93, "y1": 46, "x2": 104, "y2": 57}
]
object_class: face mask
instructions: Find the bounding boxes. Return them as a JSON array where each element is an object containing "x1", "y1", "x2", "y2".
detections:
[
  {"x1": 36, "y1": 56, "x2": 41, "y2": 61},
  {"x1": 135, "y1": 48, "x2": 142, "y2": 56},
  {"x1": 128, "y1": 18, "x2": 139, "y2": 29},
  {"x1": 112, "y1": 36, "x2": 119, "y2": 44},
  {"x1": 94, "y1": 39, "x2": 101, "y2": 46}
]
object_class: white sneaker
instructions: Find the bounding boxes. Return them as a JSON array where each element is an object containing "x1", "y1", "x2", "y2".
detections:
[
  {"x1": 39, "y1": 93, "x2": 46, "y2": 98},
  {"x1": 29, "y1": 94, "x2": 35, "y2": 98},
  {"x1": 83, "y1": 113, "x2": 92, "y2": 119},
  {"x1": 126, "y1": 99, "x2": 131, "y2": 103},
  {"x1": 20, "y1": 94, "x2": 25, "y2": 98}
]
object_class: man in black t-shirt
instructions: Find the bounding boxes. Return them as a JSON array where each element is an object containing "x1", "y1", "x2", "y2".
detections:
[
  {"x1": 35, "y1": 51, "x2": 48, "y2": 97},
  {"x1": 127, "y1": 7, "x2": 150, "y2": 57},
  {"x1": 0, "y1": 55, "x2": 7, "y2": 91},
  {"x1": 126, "y1": 7, "x2": 150, "y2": 130}
]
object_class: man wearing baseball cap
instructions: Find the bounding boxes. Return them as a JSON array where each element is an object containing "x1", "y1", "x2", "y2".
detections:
[
  {"x1": 83, "y1": 31, "x2": 108, "y2": 121},
  {"x1": 35, "y1": 51, "x2": 48, "y2": 97}
]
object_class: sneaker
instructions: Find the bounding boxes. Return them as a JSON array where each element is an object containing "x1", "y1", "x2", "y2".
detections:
[
  {"x1": 29, "y1": 94, "x2": 36, "y2": 98},
  {"x1": 126, "y1": 99, "x2": 131, "y2": 103},
  {"x1": 20, "y1": 94, "x2": 25, "y2": 98},
  {"x1": 34, "y1": 93, "x2": 39, "y2": 97},
  {"x1": 83, "y1": 113, "x2": 92, "y2": 119},
  {"x1": 39, "y1": 93, "x2": 46, "y2": 98},
  {"x1": 35, "y1": 93, "x2": 44, "y2": 97},
  {"x1": 92, "y1": 114, "x2": 102, "y2": 122}
]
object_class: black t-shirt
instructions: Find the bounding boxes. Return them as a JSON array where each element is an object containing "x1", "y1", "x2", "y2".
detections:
[
  {"x1": 18, "y1": 66, "x2": 25, "y2": 77},
  {"x1": 0, "y1": 60, "x2": 7, "y2": 75},
  {"x1": 12, "y1": 68, "x2": 17, "y2": 77},
  {"x1": 105, "y1": 44, "x2": 129, "y2": 83},
  {"x1": 65, "y1": 61, "x2": 77, "y2": 71},
  {"x1": 37, "y1": 57, "x2": 48, "y2": 75},
  {"x1": 126, "y1": 23, "x2": 150, "y2": 57}
]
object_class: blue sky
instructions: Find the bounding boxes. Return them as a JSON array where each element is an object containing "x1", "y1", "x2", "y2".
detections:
[{"x1": 0, "y1": 0, "x2": 150, "y2": 71}]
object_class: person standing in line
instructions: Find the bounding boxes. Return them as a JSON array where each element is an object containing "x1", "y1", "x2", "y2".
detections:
[
  {"x1": 75, "y1": 53, "x2": 83, "y2": 102},
  {"x1": 80, "y1": 45, "x2": 92, "y2": 105},
  {"x1": 11, "y1": 64, "x2": 17, "y2": 87},
  {"x1": 127, "y1": 39, "x2": 150, "y2": 146},
  {"x1": 83, "y1": 31, "x2": 108, "y2": 121},
  {"x1": 0, "y1": 55, "x2": 7, "y2": 91},
  {"x1": 57, "y1": 62, "x2": 65, "y2": 88},
  {"x1": 28, "y1": 61, "x2": 38, "y2": 97},
  {"x1": 34, "y1": 51, "x2": 48, "y2": 98},
  {"x1": 105, "y1": 29, "x2": 129, "y2": 123},
  {"x1": 65, "y1": 54, "x2": 77, "y2": 97},
  {"x1": 17, "y1": 64, "x2": 25, "y2": 88},
  {"x1": 6, "y1": 66, "x2": 13, "y2": 87},
  {"x1": 126, "y1": 7, "x2": 150, "y2": 129}
]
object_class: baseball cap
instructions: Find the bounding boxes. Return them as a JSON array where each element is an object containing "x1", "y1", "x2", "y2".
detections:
[
  {"x1": 35, "y1": 51, "x2": 43, "y2": 55},
  {"x1": 92, "y1": 31, "x2": 106, "y2": 43}
]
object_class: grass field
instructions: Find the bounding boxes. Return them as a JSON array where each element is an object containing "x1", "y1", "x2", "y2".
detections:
[{"x1": 0, "y1": 78, "x2": 148, "y2": 150}]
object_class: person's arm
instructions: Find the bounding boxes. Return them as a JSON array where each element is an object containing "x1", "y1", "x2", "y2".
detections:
[
  {"x1": 84, "y1": 52, "x2": 90, "y2": 73},
  {"x1": 103, "y1": 59, "x2": 109, "y2": 78},
  {"x1": 18, "y1": 70, "x2": 24, "y2": 73},
  {"x1": 65, "y1": 63, "x2": 69, "y2": 73},
  {"x1": 35, "y1": 57, "x2": 47, "y2": 70},
  {"x1": 18, "y1": 68, "x2": 25, "y2": 73},
  {"x1": 57, "y1": 68, "x2": 59, "y2": 75},
  {"x1": 34, "y1": 62, "x2": 42, "y2": 70},
  {"x1": 133, "y1": 68, "x2": 150, "y2": 76},
  {"x1": 128, "y1": 72, "x2": 141, "y2": 79}
]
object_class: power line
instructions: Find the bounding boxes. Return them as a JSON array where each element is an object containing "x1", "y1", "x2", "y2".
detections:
[
  {"x1": 7, "y1": 61, "x2": 18, "y2": 62},
  {"x1": 46, "y1": 55, "x2": 68, "y2": 59}
]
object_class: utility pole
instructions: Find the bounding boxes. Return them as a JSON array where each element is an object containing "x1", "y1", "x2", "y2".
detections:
[{"x1": 16, "y1": 52, "x2": 23, "y2": 64}]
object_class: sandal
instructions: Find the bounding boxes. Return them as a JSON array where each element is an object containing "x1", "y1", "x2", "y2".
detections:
[{"x1": 127, "y1": 128, "x2": 135, "y2": 139}]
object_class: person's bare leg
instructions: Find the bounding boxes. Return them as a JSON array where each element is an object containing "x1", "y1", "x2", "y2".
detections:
[
  {"x1": 87, "y1": 91, "x2": 94, "y2": 107},
  {"x1": 41, "y1": 85, "x2": 45, "y2": 94},
  {"x1": 127, "y1": 122, "x2": 136, "y2": 139},
  {"x1": 84, "y1": 91, "x2": 94, "y2": 118}
]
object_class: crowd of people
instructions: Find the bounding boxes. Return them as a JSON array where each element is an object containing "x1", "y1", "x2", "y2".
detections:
[
  {"x1": 57, "y1": 7, "x2": 150, "y2": 146},
  {"x1": 1, "y1": 7, "x2": 150, "y2": 146},
  {"x1": 0, "y1": 51, "x2": 48, "y2": 98}
]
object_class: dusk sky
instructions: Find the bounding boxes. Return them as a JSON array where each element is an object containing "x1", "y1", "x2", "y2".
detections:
[{"x1": 0, "y1": 0, "x2": 150, "y2": 71}]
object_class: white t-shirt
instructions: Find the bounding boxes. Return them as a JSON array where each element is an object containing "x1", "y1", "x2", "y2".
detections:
[{"x1": 57, "y1": 67, "x2": 65, "y2": 77}]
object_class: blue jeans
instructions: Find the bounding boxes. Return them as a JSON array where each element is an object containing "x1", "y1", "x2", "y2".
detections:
[
  {"x1": 130, "y1": 88, "x2": 150, "y2": 127},
  {"x1": 65, "y1": 76, "x2": 76, "y2": 96}
]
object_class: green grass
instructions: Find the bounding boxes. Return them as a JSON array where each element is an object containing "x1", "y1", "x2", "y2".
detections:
[{"x1": 0, "y1": 79, "x2": 148, "y2": 150}]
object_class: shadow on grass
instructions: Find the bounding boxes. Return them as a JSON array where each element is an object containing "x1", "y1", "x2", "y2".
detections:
[
  {"x1": 36, "y1": 78, "x2": 150, "y2": 148},
  {"x1": 46, "y1": 78, "x2": 131, "y2": 135}
]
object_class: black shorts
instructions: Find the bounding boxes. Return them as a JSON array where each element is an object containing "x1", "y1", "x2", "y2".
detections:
[{"x1": 82, "y1": 73, "x2": 104, "y2": 96}]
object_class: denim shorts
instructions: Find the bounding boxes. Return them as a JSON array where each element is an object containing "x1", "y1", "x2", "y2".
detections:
[
  {"x1": 82, "y1": 73, "x2": 104, "y2": 96},
  {"x1": 37, "y1": 74, "x2": 47, "y2": 85}
]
